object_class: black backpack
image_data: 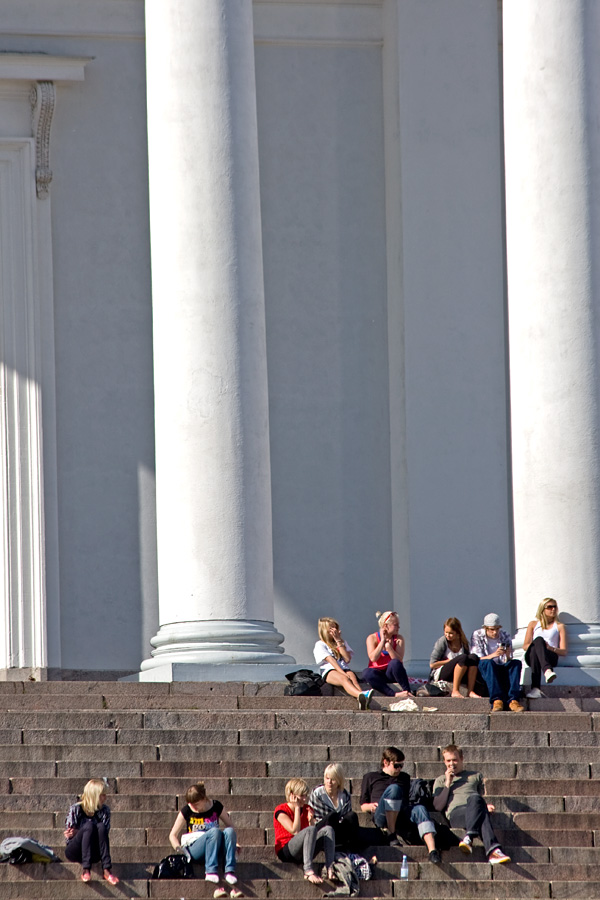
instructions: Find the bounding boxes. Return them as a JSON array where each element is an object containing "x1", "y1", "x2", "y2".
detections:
[
  {"x1": 284, "y1": 669, "x2": 323, "y2": 696},
  {"x1": 152, "y1": 854, "x2": 194, "y2": 879},
  {"x1": 408, "y1": 778, "x2": 434, "y2": 810}
]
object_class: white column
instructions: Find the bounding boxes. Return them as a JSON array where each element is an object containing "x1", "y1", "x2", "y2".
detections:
[
  {"x1": 140, "y1": 0, "x2": 294, "y2": 680},
  {"x1": 504, "y1": 1, "x2": 600, "y2": 679}
]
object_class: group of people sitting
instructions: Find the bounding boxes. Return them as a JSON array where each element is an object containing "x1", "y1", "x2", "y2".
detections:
[
  {"x1": 66, "y1": 742, "x2": 513, "y2": 890},
  {"x1": 313, "y1": 598, "x2": 567, "y2": 711},
  {"x1": 273, "y1": 745, "x2": 512, "y2": 884}
]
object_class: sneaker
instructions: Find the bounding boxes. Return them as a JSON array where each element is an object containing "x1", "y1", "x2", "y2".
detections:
[
  {"x1": 206, "y1": 874, "x2": 220, "y2": 884},
  {"x1": 509, "y1": 699, "x2": 525, "y2": 712},
  {"x1": 458, "y1": 835, "x2": 472, "y2": 855},
  {"x1": 488, "y1": 848, "x2": 511, "y2": 865},
  {"x1": 103, "y1": 871, "x2": 119, "y2": 885},
  {"x1": 225, "y1": 873, "x2": 238, "y2": 885},
  {"x1": 81, "y1": 870, "x2": 91, "y2": 883},
  {"x1": 525, "y1": 687, "x2": 543, "y2": 699},
  {"x1": 428, "y1": 850, "x2": 441, "y2": 865},
  {"x1": 214, "y1": 889, "x2": 228, "y2": 899},
  {"x1": 358, "y1": 692, "x2": 367, "y2": 710},
  {"x1": 364, "y1": 689, "x2": 374, "y2": 709},
  {"x1": 389, "y1": 836, "x2": 401, "y2": 848},
  {"x1": 545, "y1": 668, "x2": 557, "y2": 684},
  {"x1": 491, "y1": 699, "x2": 504, "y2": 712}
]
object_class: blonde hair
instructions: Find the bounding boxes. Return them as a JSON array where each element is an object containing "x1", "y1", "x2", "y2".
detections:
[
  {"x1": 536, "y1": 598, "x2": 560, "y2": 631},
  {"x1": 318, "y1": 617, "x2": 342, "y2": 660},
  {"x1": 79, "y1": 779, "x2": 107, "y2": 817},
  {"x1": 324, "y1": 763, "x2": 345, "y2": 791},
  {"x1": 285, "y1": 778, "x2": 309, "y2": 802},
  {"x1": 376, "y1": 610, "x2": 398, "y2": 631}
]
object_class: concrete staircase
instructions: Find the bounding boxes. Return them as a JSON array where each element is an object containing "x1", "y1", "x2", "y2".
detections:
[{"x1": 0, "y1": 681, "x2": 599, "y2": 898}]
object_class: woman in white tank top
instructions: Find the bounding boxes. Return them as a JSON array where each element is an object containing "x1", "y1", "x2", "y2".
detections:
[{"x1": 522, "y1": 599, "x2": 567, "y2": 698}]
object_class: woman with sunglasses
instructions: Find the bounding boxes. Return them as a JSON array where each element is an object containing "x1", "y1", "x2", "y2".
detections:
[
  {"x1": 362, "y1": 611, "x2": 411, "y2": 697},
  {"x1": 522, "y1": 598, "x2": 567, "y2": 698},
  {"x1": 360, "y1": 746, "x2": 440, "y2": 864}
]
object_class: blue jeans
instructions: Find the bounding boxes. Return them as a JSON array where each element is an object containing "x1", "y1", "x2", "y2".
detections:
[
  {"x1": 372, "y1": 784, "x2": 435, "y2": 839},
  {"x1": 478, "y1": 658, "x2": 522, "y2": 705},
  {"x1": 188, "y1": 827, "x2": 236, "y2": 874}
]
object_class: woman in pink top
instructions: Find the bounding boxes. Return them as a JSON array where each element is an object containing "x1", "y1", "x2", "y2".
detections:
[{"x1": 362, "y1": 611, "x2": 411, "y2": 697}]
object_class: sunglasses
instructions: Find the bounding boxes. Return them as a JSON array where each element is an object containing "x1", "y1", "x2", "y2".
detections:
[
  {"x1": 545, "y1": 605, "x2": 557, "y2": 610},
  {"x1": 389, "y1": 761, "x2": 403, "y2": 769}
]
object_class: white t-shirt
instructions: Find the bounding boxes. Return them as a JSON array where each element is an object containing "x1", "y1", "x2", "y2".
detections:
[{"x1": 313, "y1": 639, "x2": 353, "y2": 677}]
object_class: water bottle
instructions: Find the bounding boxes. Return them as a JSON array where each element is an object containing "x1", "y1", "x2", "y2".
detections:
[{"x1": 400, "y1": 854, "x2": 409, "y2": 880}]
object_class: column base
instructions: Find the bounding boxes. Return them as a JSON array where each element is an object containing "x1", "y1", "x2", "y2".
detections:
[{"x1": 134, "y1": 618, "x2": 296, "y2": 681}]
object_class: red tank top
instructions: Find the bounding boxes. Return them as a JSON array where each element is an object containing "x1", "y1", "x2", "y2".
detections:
[{"x1": 368, "y1": 632, "x2": 398, "y2": 669}]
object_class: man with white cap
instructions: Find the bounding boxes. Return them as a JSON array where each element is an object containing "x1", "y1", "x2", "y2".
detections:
[{"x1": 470, "y1": 614, "x2": 524, "y2": 712}]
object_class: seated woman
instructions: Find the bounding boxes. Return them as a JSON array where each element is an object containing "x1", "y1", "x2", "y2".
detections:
[
  {"x1": 169, "y1": 781, "x2": 242, "y2": 898},
  {"x1": 274, "y1": 778, "x2": 336, "y2": 884},
  {"x1": 64, "y1": 778, "x2": 119, "y2": 884},
  {"x1": 523, "y1": 598, "x2": 568, "y2": 698},
  {"x1": 314, "y1": 617, "x2": 373, "y2": 709},
  {"x1": 362, "y1": 611, "x2": 411, "y2": 697},
  {"x1": 429, "y1": 617, "x2": 485, "y2": 698},
  {"x1": 308, "y1": 763, "x2": 360, "y2": 849}
]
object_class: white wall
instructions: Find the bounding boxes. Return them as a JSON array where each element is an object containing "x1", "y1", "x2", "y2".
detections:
[
  {"x1": 0, "y1": 0, "x2": 513, "y2": 675},
  {"x1": 0, "y1": 0, "x2": 158, "y2": 671}
]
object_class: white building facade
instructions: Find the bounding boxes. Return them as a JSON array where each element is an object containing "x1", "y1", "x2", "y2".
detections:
[{"x1": 0, "y1": 0, "x2": 598, "y2": 682}]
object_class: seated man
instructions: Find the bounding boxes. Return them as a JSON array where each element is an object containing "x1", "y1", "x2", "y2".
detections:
[
  {"x1": 433, "y1": 744, "x2": 510, "y2": 865},
  {"x1": 470, "y1": 613, "x2": 524, "y2": 712},
  {"x1": 360, "y1": 745, "x2": 440, "y2": 864}
]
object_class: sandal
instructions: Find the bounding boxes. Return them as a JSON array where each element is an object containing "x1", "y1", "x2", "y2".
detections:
[{"x1": 304, "y1": 871, "x2": 323, "y2": 884}]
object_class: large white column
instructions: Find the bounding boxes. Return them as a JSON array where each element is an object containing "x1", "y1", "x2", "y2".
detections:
[
  {"x1": 139, "y1": 0, "x2": 294, "y2": 680},
  {"x1": 504, "y1": 1, "x2": 600, "y2": 680}
]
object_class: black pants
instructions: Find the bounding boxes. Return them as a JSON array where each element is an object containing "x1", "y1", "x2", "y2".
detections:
[
  {"x1": 65, "y1": 817, "x2": 112, "y2": 870},
  {"x1": 525, "y1": 636, "x2": 558, "y2": 689},
  {"x1": 448, "y1": 794, "x2": 499, "y2": 856},
  {"x1": 318, "y1": 810, "x2": 361, "y2": 849},
  {"x1": 437, "y1": 654, "x2": 487, "y2": 695}
]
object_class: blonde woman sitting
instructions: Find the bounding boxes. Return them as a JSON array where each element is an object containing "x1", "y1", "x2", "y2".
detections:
[
  {"x1": 64, "y1": 778, "x2": 119, "y2": 884},
  {"x1": 314, "y1": 617, "x2": 373, "y2": 709},
  {"x1": 523, "y1": 598, "x2": 568, "y2": 698},
  {"x1": 309, "y1": 763, "x2": 360, "y2": 849},
  {"x1": 274, "y1": 778, "x2": 336, "y2": 884}
]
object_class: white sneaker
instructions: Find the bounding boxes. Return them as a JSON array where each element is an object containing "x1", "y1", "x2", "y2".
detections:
[
  {"x1": 459, "y1": 834, "x2": 472, "y2": 854},
  {"x1": 544, "y1": 668, "x2": 557, "y2": 683},
  {"x1": 525, "y1": 687, "x2": 543, "y2": 699}
]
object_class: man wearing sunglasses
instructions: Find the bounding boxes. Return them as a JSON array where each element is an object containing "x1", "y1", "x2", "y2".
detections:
[{"x1": 360, "y1": 746, "x2": 441, "y2": 864}]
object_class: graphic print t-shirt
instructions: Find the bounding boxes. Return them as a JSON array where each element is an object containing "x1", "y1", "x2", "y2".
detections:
[{"x1": 181, "y1": 801, "x2": 223, "y2": 833}]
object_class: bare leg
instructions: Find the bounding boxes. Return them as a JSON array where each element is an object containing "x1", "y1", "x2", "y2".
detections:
[
  {"x1": 467, "y1": 666, "x2": 482, "y2": 698},
  {"x1": 385, "y1": 810, "x2": 398, "y2": 832},
  {"x1": 424, "y1": 833, "x2": 436, "y2": 853},
  {"x1": 452, "y1": 664, "x2": 467, "y2": 698},
  {"x1": 326, "y1": 670, "x2": 362, "y2": 699}
]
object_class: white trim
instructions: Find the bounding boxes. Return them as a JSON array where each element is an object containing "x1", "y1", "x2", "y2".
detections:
[
  {"x1": 0, "y1": 140, "x2": 47, "y2": 669},
  {"x1": 0, "y1": 54, "x2": 91, "y2": 83}
]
